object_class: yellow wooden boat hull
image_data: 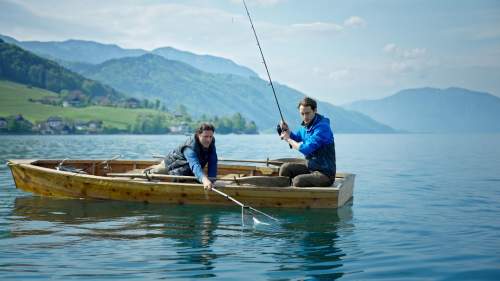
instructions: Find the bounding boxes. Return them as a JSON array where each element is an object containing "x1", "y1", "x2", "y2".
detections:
[{"x1": 7, "y1": 159, "x2": 355, "y2": 209}]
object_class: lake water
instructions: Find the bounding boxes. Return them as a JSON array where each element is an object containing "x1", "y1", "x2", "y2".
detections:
[{"x1": 1, "y1": 134, "x2": 499, "y2": 280}]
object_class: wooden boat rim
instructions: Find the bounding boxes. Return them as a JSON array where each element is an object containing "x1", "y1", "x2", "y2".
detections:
[{"x1": 7, "y1": 159, "x2": 353, "y2": 192}]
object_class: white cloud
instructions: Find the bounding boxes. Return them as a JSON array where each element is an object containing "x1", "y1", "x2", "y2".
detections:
[
  {"x1": 282, "y1": 16, "x2": 363, "y2": 39},
  {"x1": 8, "y1": 0, "x2": 497, "y2": 104},
  {"x1": 311, "y1": 66, "x2": 351, "y2": 82},
  {"x1": 328, "y1": 69, "x2": 350, "y2": 81},
  {"x1": 403, "y1": 48, "x2": 426, "y2": 59},
  {"x1": 290, "y1": 22, "x2": 343, "y2": 33},
  {"x1": 343, "y1": 16, "x2": 366, "y2": 28},
  {"x1": 313, "y1": 67, "x2": 323, "y2": 75},
  {"x1": 390, "y1": 61, "x2": 414, "y2": 73},
  {"x1": 383, "y1": 43, "x2": 426, "y2": 59},
  {"x1": 383, "y1": 43, "x2": 432, "y2": 75},
  {"x1": 13, "y1": 1, "x2": 248, "y2": 51},
  {"x1": 383, "y1": 43, "x2": 397, "y2": 53}
]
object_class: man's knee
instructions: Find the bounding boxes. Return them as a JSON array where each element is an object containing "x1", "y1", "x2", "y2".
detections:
[
  {"x1": 291, "y1": 174, "x2": 310, "y2": 187},
  {"x1": 280, "y1": 163, "x2": 309, "y2": 178},
  {"x1": 291, "y1": 172, "x2": 333, "y2": 187},
  {"x1": 279, "y1": 163, "x2": 293, "y2": 177}
]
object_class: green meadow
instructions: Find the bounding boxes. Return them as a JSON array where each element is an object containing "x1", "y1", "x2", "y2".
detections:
[{"x1": 0, "y1": 80, "x2": 169, "y2": 130}]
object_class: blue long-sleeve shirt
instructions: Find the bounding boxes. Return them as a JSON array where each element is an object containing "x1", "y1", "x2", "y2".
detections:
[
  {"x1": 289, "y1": 114, "x2": 334, "y2": 156},
  {"x1": 183, "y1": 146, "x2": 218, "y2": 182},
  {"x1": 288, "y1": 114, "x2": 336, "y2": 176}
]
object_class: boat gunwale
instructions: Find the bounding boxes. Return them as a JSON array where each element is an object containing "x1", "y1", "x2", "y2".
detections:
[{"x1": 7, "y1": 159, "x2": 353, "y2": 193}]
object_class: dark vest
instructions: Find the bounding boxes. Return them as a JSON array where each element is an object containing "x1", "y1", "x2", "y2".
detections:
[
  {"x1": 163, "y1": 136, "x2": 215, "y2": 176},
  {"x1": 306, "y1": 141, "x2": 336, "y2": 177}
]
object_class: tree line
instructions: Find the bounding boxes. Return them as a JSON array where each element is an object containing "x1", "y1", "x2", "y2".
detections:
[
  {"x1": 130, "y1": 112, "x2": 258, "y2": 134},
  {"x1": 0, "y1": 39, "x2": 123, "y2": 105},
  {"x1": 1, "y1": 112, "x2": 259, "y2": 135}
]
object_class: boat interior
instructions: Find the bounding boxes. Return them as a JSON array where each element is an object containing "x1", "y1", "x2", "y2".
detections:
[{"x1": 20, "y1": 159, "x2": 346, "y2": 188}]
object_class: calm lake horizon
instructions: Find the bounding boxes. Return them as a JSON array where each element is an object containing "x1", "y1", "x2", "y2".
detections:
[{"x1": 1, "y1": 133, "x2": 499, "y2": 280}]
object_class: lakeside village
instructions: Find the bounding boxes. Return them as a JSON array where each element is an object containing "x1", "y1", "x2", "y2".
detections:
[
  {"x1": 0, "y1": 97, "x2": 258, "y2": 135},
  {"x1": 0, "y1": 112, "x2": 257, "y2": 135},
  {"x1": 0, "y1": 114, "x2": 106, "y2": 135},
  {"x1": 0, "y1": 112, "x2": 258, "y2": 135}
]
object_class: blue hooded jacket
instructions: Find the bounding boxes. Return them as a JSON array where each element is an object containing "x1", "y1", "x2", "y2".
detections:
[{"x1": 290, "y1": 114, "x2": 336, "y2": 176}]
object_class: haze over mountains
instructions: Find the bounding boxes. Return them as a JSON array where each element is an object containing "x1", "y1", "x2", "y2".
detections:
[
  {"x1": 0, "y1": 39, "x2": 123, "y2": 104},
  {"x1": 75, "y1": 53, "x2": 393, "y2": 132},
  {"x1": 346, "y1": 87, "x2": 500, "y2": 133},
  {"x1": 0, "y1": 34, "x2": 258, "y2": 78},
  {"x1": 2, "y1": 34, "x2": 498, "y2": 133},
  {"x1": 1, "y1": 34, "x2": 394, "y2": 133}
]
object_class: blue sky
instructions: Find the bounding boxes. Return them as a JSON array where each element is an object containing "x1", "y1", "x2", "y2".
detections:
[{"x1": 1, "y1": 0, "x2": 499, "y2": 105}]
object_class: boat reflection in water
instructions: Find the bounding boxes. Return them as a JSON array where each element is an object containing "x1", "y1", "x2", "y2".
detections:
[
  {"x1": 265, "y1": 201, "x2": 354, "y2": 280},
  {"x1": 10, "y1": 196, "x2": 354, "y2": 280}
]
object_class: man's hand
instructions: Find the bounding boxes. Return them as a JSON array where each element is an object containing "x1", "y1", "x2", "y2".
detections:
[
  {"x1": 202, "y1": 176, "x2": 213, "y2": 190},
  {"x1": 281, "y1": 131, "x2": 299, "y2": 150},
  {"x1": 280, "y1": 121, "x2": 289, "y2": 132},
  {"x1": 280, "y1": 130, "x2": 290, "y2": 141},
  {"x1": 279, "y1": 121, "x2": 290, "y2": 141}
]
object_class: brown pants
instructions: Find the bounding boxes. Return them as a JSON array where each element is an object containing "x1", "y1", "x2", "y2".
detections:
[{"x1": 279, "y1": 163, "x2": 334, "y2": 187}]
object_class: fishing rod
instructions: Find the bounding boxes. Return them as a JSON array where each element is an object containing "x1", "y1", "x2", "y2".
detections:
[
  {"x1": 242, "y1": 0, "x2": 284, "y2": 122},
  {"x1": 242, "y1": 0, "x2": 291, "y2": 147}
]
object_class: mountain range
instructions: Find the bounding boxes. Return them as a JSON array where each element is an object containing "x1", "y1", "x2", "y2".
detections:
[
  {"x1": 0, "y1": 39, "x2": 123, "y2": 104},
  {"x1": 75, "y1": 53, "x2": 394, "y2": 132},
  {"x1": 3, "y1": 34, "x2": 498, "y2": 133},
  {"x1": 1, "y1": 34, "x2": 394, "y2": 133},
  {"x1": 346, "y1": 87, "x2": 500, "y2": 133},
  {"x1": 0, "y1": 34, "x2": 257, "y2": 78}
]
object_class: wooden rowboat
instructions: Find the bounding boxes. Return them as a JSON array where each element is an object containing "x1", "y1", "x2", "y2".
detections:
[{"x1": 7, "y1": 159, "x2": 355, "y2": 209}]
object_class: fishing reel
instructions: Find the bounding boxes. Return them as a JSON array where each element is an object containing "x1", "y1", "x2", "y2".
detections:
[
  {"x1": 276, "y1": 124, "x2": 284, "y2": 136},
  {"x1": 276, "y1": 124, "x2": 292, "y2": 149}
]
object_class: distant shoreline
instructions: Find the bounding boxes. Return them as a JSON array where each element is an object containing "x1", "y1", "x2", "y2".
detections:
[{"x1": 0, "y1": 132, "x2": 260, "y2": 136}]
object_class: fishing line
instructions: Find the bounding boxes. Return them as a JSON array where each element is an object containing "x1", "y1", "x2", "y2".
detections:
[
  {"x1": 210, "y1": 187, "x2": 278, "y2": 226},
  {"x1": 242, "y1": 0, "x2": 285, "y2": 124},
  {"x1": 242, "y1": 0, "x2": 292, "y2": 148}
]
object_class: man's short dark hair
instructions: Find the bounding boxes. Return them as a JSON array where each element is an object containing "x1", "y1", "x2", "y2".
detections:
[
  {"x1": 196, "y1": 123, "x2": 215, "y2": 135},
  {"x1": 298, "y1": 97, "x2": 317, "y2": 111}
]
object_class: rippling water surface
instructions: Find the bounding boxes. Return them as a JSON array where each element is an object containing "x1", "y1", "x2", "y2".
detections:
[{"x1": 1, "y1": 134, "x2": 499, "y2": 280}]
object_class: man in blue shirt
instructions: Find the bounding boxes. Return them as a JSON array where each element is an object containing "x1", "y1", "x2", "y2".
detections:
[
  {"x1": 279, "y1": 97, "x2": 336, "y2": 187},
  {"x1": 150, "y1": 123, "x2": 218, "y2": 190}
]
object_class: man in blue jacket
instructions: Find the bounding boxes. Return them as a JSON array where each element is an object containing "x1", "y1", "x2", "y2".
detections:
[
  {"x1": 279, "y1": 97, "x2": 336, "y2": 187},
  {"x1": 149, "y1": 123, "x2": 218, "y2": 190}
]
